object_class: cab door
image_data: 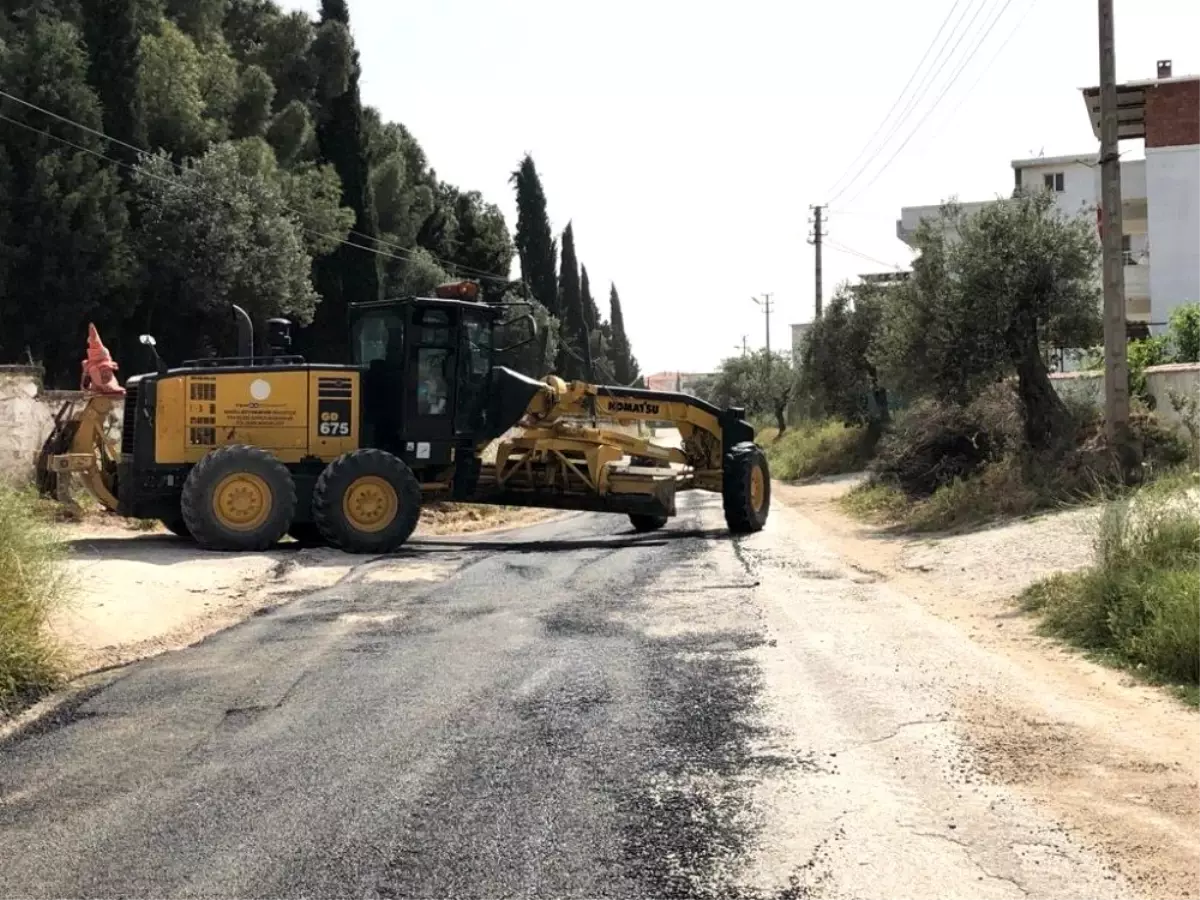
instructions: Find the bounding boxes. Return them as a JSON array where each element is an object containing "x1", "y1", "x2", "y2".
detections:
[{"x1": 403, "y1": 306, "x2": 457, "y2": 450}]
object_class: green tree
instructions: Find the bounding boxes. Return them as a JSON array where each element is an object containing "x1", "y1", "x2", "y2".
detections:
[
  {"x1": 0, "y1": 12, "x2": 134, "y2": 383},
  {"x1": 874, "y1": 193, "x2": 1101, "y2": 451},
  {"x1": 800, "y1": 282, "x2": 889, "y2": 432},
  {"x1": 705, "y1": 351, "x2": 796, "y2": 434},
  {"x1": 511, "y1": 154, "x2": 559, "y2": 321},
  {"x1": 557, "y1": 221, "x2": 587, "y2": 379},
  {"x1": 230, "y1": 63, "x2": 275, "y2": 138},
  {"x1": 579, "y1": 264, "x2": 612, "y2": 379},
  {"x1": 306, "y1": 0, "x2": 382, "y2": 360},
  {"x1": 608, "y1": 283, "x2": 639, "y2": 385},
  {"x1": 137, "y1": 19, "x2": 209, "y2": 156},
  {"x1": 266, "y1": 98, "x2": 314, "y2": 166},
  {"x1": 132, "y1": 141, "x2": 321, "y2": 360},
  {"x1": 1167, "y1": 303, "x2": 1200, "y2": 362},
  {"x1": 81, "y1": 0, "x2": 151, "y2": 168},
  {"x1": 164, "y1": 0, "x2": 227, "y2": 45}
]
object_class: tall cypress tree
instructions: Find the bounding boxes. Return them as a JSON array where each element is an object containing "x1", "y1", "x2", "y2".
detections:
[
  {"x1": 557, "y1": 222, "x2": 587, "y2": 380},
  {"x1": 306, "y1": 0, "x2": 381, "y2": 360},
  {"x1": 510, "y1": 154, "x2": 558, "y2": 319},
  {"x1": 609, "y1": 283, "x2": 639, "y2": 385},
  {"x1": 580, "y1": 264, "x2": 601, "y2": 332},
  {"x1": 81, "y1": 0, "x2": 150, "y2": 170}
]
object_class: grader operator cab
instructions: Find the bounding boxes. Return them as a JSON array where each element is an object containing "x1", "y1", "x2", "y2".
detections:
[{"x1": 41, "y1": 282, "x2": 771, "y2": 553}]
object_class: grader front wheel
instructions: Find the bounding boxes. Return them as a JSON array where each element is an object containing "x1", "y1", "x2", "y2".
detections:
[
  {"x1": 723, "y1": 442, "x2": 770, "y2": 534},
  {"x1": 181, "y1": 445, "x2": 296, "y2": 551}
]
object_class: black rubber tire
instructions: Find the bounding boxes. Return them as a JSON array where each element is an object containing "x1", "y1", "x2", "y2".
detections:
[
  {"x1": 629, "y1": 514, "x2": 669, "y2": 532},
  {"x1": 722, "y1": 441, "x2": 771, "y2": 534},
  {"x1": 287, "y1": 522, "x2": 326, "y2": 547},
  {"x1": 160, "y1": 517, "x2": 192, "y2": 538},
  {"x1": 180, "y1": 445, "x2": 296, "y2": 552},
  {"x1": 312, "y1": 449, "x2": 421, "y2": 554}
]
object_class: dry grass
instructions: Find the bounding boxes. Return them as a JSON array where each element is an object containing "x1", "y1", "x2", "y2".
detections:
[
  {"x1": 0, "y1": 485, "x2": 67, "y2": 713},
  {"x1": 416, "y1": 502, "x2": 556, "y2": 536}
]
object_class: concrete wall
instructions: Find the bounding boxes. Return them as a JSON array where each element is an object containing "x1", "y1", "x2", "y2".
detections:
[
  {"x1": 1049, "y1": 362, "x2": 1200, "y2": 435},
  {"x1": 0, "y1": 368, "x2": 64, "y2": 484}
]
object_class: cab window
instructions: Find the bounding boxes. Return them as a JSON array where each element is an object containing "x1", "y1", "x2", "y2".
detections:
[
  {"x1": 464, "y1": 316, "x2": 492, "y2": 376},
  {"x1": 352, "y1": 313, "x2": 403, "y2": 365},
  {"x1": 417, "y1": 348, "x2": 450, "y2": 416}
]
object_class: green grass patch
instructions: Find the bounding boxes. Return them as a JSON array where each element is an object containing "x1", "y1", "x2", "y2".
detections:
[
  {"x1": 762, "y1": 420, "x2": 874, "y2": 481},
  {"x1": 841, "y1": 456, "x2": 1058, "y2": 533},
  {"x1": 1019, "y1": 481, "x2": 1199, "y2": 702},
  {"x1": 839, "y1": 481, "x2": 908, "y2": 523},
  {"x1": 0, "y1": 485, "x2": 67, "y2": 713}
]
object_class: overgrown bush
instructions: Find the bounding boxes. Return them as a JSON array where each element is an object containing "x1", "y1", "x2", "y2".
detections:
[
  {"x1": 869, "y1": 383, "x2": 1024, "y2": 498},
  {"x1": 844, "y1": 383, "x2": 1191, "y2": 533},
  {"x1": 1021, "y1": 476, "x2": 1200, "y2": 699},
  {"x1": 0, "y1": 485, "x2": 66, "y2": 712},
  {"x1": 762, "y1": 420, "x2": 875, "y2": 481}
]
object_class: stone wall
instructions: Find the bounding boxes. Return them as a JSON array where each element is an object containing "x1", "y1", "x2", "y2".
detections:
[
  {"x1": 0, "y1": 366, "x2": 91, "y2": 485},
  {"x1": 1049, "y1": 362, "x2": 1200, "y2": 435}
]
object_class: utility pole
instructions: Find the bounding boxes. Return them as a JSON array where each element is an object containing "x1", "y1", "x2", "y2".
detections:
[
  {"x1": 1098, "y1": 0, "x2": 1132, "y2": 462},
  {"x1": 808, "y1": 205, "x2": 827, "y2": 317},
  {"x1": 751, "y1": 293, "x2": 773, "y2": 356},
  {"x1": 735, "y1": 335, "x2": 748, "y2": 357}
]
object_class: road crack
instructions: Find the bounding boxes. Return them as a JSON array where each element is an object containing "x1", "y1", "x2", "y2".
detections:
[
  {"x1": 909, "y1": 829, "x2": 1031, "y2": 897},
  {"x1": 837, "y1": 717, "x2": 947, "y2": 753}
]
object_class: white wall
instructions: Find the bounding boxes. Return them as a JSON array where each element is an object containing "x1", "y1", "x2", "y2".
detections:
[
  {"x1": 1146, "y1": 144, "x2": 1200, "y2": 327},
  {"x1": 0, "y1": 368, "x2": 99, "y2": 485},
  {"x1": 1050, "y1": 362, "x2": 1200, "y2": 438}
]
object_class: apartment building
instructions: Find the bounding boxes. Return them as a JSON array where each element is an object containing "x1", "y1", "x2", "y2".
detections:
[{"x1": 896, "y1": 61, "x2": 1198, "y2": 335}]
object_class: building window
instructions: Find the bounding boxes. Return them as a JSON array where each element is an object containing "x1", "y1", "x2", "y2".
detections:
[
  {"x1": 1043, "y1": 172, "x2": 1065, "y2": 192},
  {"x1": 1122, "y1": 234, "x2": 1135, "y2": 266}
]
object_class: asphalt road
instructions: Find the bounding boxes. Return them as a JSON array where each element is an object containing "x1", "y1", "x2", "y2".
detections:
[{"x1": 0, "y1": 493, "x2": 1149, "y2": 899}]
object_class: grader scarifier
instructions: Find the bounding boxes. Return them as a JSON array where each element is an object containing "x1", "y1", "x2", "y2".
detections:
[{"x1": 39, "y1": 284, "x2": 771, "y2": 554}]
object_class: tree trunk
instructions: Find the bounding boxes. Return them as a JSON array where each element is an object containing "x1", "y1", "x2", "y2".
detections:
[
  {"x1": 1012, "y1": 330, "x2": 1070, "y2": 453},
  {"x1": 774, "y1": 403, "x2": 788, "y2": 437}
]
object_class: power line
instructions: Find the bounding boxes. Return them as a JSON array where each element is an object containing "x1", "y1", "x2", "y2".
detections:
[
  {"x1": 840, "y1": 0, "x2": 1017, "y2": 208},
  {"x1": 842, "y1": 0, "x2": 996, "y2": 199},
  {"x1": 825, "y1": 0, "x2": 972, "y2": 205},
  {"x1": 0, "y1": 86, "x2": 515, "y2": 284},
  {"x1": 825, "y1": 239, "x2": 907, "y2": 272},
  {"x1": 926, "y1": 0, "x2": 1039, "y2": 144}
]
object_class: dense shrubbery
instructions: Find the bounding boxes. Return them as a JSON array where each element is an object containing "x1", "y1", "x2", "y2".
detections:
[
  {"x1": 1021, "y1": 476, "x2": 1200, "y2": 702},
  {"x1": 760, "y1": 421, "x2": 874, "y2": 481}
]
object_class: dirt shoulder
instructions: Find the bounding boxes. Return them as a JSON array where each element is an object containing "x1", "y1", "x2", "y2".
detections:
[
  {"x1": 45, "y1": 505, "x2": 559, "y2": 680},
  {"x1": 773, "y1": 477, "x2": 1199, "y2": 900}
]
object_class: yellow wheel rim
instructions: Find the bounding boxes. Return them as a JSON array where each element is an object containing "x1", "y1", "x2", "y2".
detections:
[
  {"x1": 342, "y1": 475, "x2": 399, "y2": 533},
  {"x1": 212, "y1": 472, "x2": 272, "y2": 532},
  {"x1": 750, "y1": 465, "x2": 766, "y2": 513}
]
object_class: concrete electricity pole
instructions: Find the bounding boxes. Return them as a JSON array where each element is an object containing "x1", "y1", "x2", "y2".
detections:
[
  {"x1": 735, "y1": 335, "x2": 748, "y2": 357},
  {"x1": 751, "y1": 294, "x2": 773, "y2": 356},
  {"x1": 1097, "y1": 0, "x2": 1132, "y2": 457},
  {"x1": 808, "y1": 205, "x2": 827, "y2": 317}
]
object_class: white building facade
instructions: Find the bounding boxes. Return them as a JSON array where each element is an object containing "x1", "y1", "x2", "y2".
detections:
[{"x1": 897, "y1": 63, "x2": 1198, "y2": 334}]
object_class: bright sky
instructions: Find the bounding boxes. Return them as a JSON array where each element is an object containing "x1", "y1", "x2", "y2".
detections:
[{"x1": 284, "y1": 0, "x2": 1198, "y2": 375}]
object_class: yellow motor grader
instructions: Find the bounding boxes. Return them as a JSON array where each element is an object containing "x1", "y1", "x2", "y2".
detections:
[{"x1": 39, "y1": 283, "x2": 771, "y2": 553}]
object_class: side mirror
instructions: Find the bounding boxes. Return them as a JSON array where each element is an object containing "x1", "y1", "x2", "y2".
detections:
[
  {"x1": 140, "y1": 333, "x2": 168, "y2": 375},
  {"x1": 495, "y1": 313, "x2": 538, "y2": 353}
]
